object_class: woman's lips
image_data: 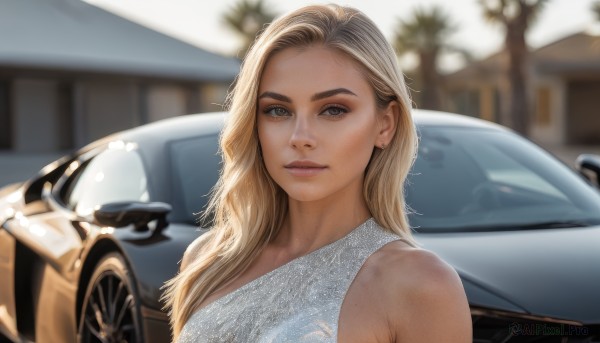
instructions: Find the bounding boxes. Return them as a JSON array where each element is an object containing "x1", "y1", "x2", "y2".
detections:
[{"x1": 284, "y1": 161, "x2": 327, "y2": 176}]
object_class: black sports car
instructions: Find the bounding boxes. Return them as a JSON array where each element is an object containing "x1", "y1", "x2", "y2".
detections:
[{"x1": 1, "y1": 110, "x2": 600, "y2": 343}]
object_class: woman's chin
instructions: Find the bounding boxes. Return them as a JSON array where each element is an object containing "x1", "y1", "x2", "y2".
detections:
[{"x1": 284, "y1": 188, "x2": 330, "y2": 204}]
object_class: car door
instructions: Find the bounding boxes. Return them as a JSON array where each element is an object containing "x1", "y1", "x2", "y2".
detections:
[
  {"x1": 0, "y1": 156, "x2": 77, "y2": 342},
  {"x1": 0, "y1": 144, "x2": 151, "y2": 342}
]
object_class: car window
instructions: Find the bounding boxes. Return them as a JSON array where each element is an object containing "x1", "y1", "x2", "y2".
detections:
[
  {"x1": 169, "y1": 135, "x2": 221, "y2": 225},
  {"x1": 23, "y1": 155, "x2": 76, "y2": 205},
  {"x1": 63, "y1": 147, "x2": 149, "y2": 217},
  {"x1": 406, "y1": 126, "x2": 600, "y2": 232}
]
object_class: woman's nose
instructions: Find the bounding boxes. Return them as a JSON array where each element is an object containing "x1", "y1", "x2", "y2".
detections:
[{"x1": 289, "y1": 115, "x2": 317, "y2": 149}]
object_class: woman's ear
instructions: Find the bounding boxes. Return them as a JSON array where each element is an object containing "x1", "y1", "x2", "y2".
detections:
[{"x1": 376, "y1": 101, "x2": 398, "y2": 148}]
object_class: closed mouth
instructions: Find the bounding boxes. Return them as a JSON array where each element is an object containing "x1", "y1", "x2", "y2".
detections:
[{"x1": 284, "y1": 161, "x2": 327, "y2": 169}]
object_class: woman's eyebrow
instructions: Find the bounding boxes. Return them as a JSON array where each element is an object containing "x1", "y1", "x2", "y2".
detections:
[
  {"x1": 258, "y1": 92, "x2": 292, "y2": 102},
  {"x1": 311, "y1": 88, "x2": 356, "y2": 101},
  {"x1": 258, "y1": 88, "x2": 357, "y2": 103}
]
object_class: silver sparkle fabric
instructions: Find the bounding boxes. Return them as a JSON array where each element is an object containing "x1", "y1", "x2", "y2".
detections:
[{"x1": 177, "y1": 218, "x2": 408, "y2": 343}]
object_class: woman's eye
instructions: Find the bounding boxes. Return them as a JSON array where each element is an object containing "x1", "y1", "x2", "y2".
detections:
[
  {"x1": 264, "y1": 106, "x2": 289, "y2": 117},
  {"x1": 321, "y1": 106, "x2": 348, "y2": 117}
]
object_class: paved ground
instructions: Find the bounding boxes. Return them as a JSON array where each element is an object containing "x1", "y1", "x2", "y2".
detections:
[{"x1": 1, "y1": 145, "x2": 600, "y2": 189}]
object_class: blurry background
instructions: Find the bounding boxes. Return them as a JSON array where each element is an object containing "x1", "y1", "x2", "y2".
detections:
[{"x1": 1, "y1": 0, "x2": 600, "y2": 187}]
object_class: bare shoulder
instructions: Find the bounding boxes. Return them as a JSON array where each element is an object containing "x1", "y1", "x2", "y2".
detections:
[
  {"x1": 373, "y1": 241, "x2": 460, "y2": 289},
  {"x1": 180, "y1": 230, "x2": 212, "y2": 272},
  {"x1": 367, "y1": 241, "x2": 472, "y2": 342}
]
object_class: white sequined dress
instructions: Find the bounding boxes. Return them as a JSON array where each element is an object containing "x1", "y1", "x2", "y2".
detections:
[{"x1": 177, "y1": 218, "x2": 410, "y2": 343}]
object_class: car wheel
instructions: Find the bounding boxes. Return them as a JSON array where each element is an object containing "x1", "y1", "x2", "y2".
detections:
[{"x1": 77, "y1": 253, "x2": 143, "y2": 343}]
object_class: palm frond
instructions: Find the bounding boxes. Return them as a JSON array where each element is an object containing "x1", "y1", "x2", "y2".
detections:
[
  {"x1": 222, "y1": 0, "x2": 277, "y2": 56},
  {"x1": 393, "y1": 6, "x2": 457, "y2": 56},
  {"x1": 478, "y1": 0, "x2": 549, "y2": 26}
]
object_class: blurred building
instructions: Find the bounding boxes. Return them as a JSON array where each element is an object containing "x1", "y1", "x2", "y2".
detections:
[
  {"x1": 444, "y1": 31, "x2": 600, "y2": 145},
  {"x1": 0, "y1": 0, "x2": 240, "y2": 153}
]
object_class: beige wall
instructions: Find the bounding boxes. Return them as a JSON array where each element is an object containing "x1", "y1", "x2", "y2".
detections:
[
  {"x1": 80, "y1": 81, "x2": 139, "y2": 143},
  {"x1": 146, "y1": 84, "x2": 187, "y2": 122},
  {"x1": 7, "y1": 77, "x2": 233, "y2": 152},
  {"x1": 12, "y1": 79, "x2": 61, "y2": 152},
  {"x1": 199, "y1": 83, "x2": 229, "y2": 113},
  {"x1": 145, "y1": 82, "x2": 231, "y2": 121}
]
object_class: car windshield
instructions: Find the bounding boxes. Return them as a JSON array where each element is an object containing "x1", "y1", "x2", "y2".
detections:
[
  {"x1": 406, "y1": 126, "x2": 600, "y2": 232},
  {"x1": 169, "y1": 134, "x2": 221, "y2": 225},
  {"x1": 170, "y1": 125, "x2": 600, "y2": 231}
]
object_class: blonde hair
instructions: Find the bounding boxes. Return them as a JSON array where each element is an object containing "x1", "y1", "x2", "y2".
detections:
[{"x1": 162, "y1": 4, "x2": 419, "y2": 339}]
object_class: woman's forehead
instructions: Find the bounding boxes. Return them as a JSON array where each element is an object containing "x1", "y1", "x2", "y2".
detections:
[{"x1": 258, "y1": 46, "x2": 371, "y2": 98}]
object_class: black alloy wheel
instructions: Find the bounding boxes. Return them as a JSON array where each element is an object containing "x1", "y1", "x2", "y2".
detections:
[{"x1": 78, "y1": 253, "x2": 143, "y2": 343}]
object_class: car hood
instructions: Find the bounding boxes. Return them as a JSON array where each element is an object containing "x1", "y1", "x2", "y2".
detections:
[{"x1": 415, "y1": 225, "x2": 600, "y2": 324}]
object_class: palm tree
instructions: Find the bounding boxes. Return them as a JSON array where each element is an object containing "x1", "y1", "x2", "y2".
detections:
[
  {"x1": 222, "y1": 0, "x2": 276, "y2": 58},
  {"x1": 479, "y1": 0, "x2": 548, "y2": 135},
  {"x1": 393, "y1": 6, "x2": 463, "y2": 110},
  {"x1": 593, "y1": 1, "x2": 600, "y2": 21}
]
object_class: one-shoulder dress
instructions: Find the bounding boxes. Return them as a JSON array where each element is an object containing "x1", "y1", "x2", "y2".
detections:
[{"x1": 177, "y1": 218, "x2": 414, "y2": 343}]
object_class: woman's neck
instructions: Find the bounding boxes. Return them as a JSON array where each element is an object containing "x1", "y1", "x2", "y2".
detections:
[{"x1": 273, "y1": 188, "x2": 371, "y2": 259}]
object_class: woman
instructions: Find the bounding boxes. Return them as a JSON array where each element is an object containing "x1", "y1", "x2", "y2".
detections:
[{"x1": 163, "y1": 4, "x2": 471, "y2": 342}]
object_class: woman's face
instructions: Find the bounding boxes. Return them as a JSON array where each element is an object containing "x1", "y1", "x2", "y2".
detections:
[{"x1": 257, "y1": 45, "x2": 393, "y2": 203}]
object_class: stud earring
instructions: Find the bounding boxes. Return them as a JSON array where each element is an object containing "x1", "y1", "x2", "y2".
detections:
[{"x1": 380, "y1": 143, "x2": 386, "y2": 150}]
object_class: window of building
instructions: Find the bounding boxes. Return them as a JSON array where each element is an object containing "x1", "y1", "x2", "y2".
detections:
[
  {"x1": 0, "y1": 80, "x2": 10, "y2": 149},
  {"x1": 57, "y1": 82, "x2": 74, "y2": 150},
  {"x1": 535, "y1": 87, "x2": 552, "y2": 126}
]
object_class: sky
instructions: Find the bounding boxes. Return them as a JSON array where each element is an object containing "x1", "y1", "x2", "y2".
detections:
[{"x1": 84, "y1": 0, "x2": 600, "y2": 71}]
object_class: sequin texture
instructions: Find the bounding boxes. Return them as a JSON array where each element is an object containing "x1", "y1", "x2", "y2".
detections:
[{"x1": 177, "y1": 218, "x2": 405, "y2": 343}]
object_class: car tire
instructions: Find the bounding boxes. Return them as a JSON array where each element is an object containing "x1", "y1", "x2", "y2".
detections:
[{"x1": 77, "y1": 253, "x2": 144, "y2": 343}]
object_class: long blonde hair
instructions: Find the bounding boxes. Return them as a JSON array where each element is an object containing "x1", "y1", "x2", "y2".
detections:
[{"x1": 162, "y1": 4, "x2": 419, "y2": 339}]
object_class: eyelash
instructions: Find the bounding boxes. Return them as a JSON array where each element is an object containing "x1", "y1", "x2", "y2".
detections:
[
  {"x1": 261, "y1": 104, "x2": 349, "y2": 118},
  {"x1": 263, "y1": 105, "x2": 290, "y2": 117},
  {"x1": 321, "y1": 104, "x2": 349, "y2": 117}
]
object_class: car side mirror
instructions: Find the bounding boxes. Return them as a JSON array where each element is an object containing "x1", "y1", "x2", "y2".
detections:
[
  {"x1": 576, "y1": 154, "x2": 600, "y2": 188},
  {"x1": 94, "y1": 201, "x2": 172, "y2": 233}
]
